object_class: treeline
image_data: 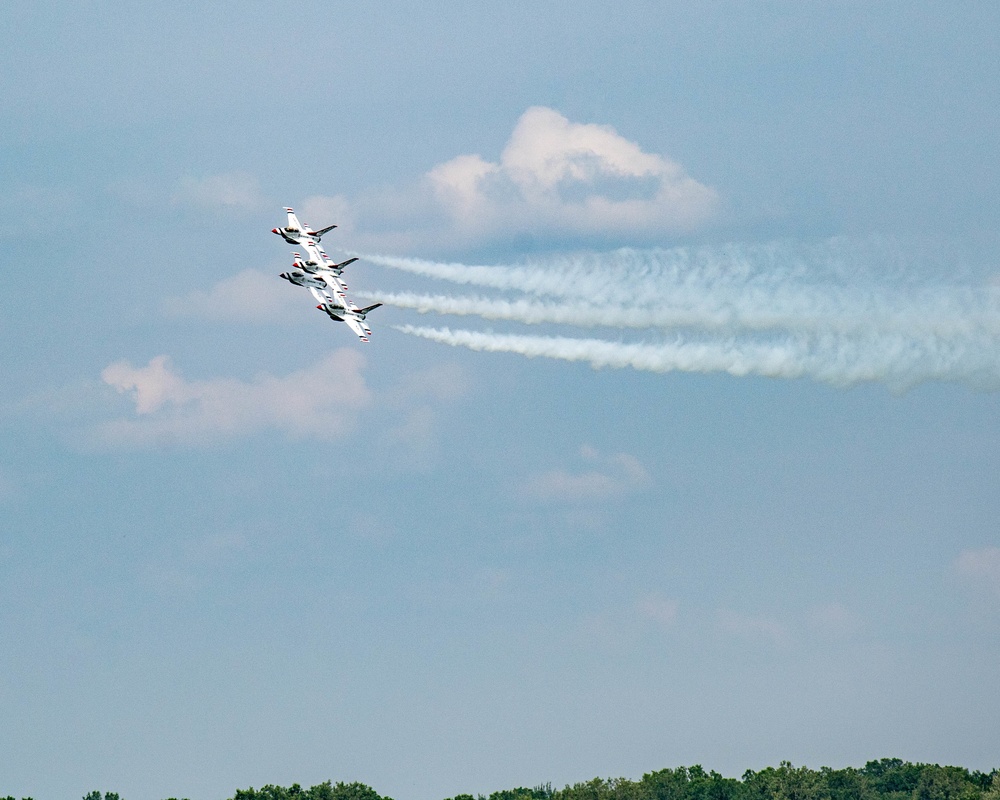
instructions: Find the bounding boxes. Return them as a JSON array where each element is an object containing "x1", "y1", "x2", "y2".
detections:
[
  {"x1": 4, "y1": 759, "x2": 999, "y2": 800},
  {"x1": 445, "y1": 761, "x2": 1000, "y2": 800}
]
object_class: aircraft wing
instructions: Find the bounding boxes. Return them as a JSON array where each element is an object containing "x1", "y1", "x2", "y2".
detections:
[
  {"x1": 344, "y1": 316, "x2": 370, "y2": 342},
  {"x1": 319, "y1": 272, "x2": 347, "y2": 296},
  {"x1": 309, "y1": 286, "x2": 344, "y2": 306},
  {"x1": 301, "y1": 240, "x2": 327, "y2": 265}
]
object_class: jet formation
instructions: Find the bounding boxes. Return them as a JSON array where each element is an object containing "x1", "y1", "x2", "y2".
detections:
[{"x1": 272, "y1": 207, "x2": 381, "y2": 342}]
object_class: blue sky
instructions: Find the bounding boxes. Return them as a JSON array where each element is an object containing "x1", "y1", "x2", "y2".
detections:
[{"x1": 2, "y1": 3, "x2": 999, "y2": 800}]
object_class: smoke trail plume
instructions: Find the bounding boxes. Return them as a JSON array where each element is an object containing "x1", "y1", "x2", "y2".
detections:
[
  {"x1": 359, "y1": 290, "x2": 741, "y2": 330},
  {"x1": 363, "y1": 242, "x2": 1000, "y2": 339},
  {"x1": 395, "y1": 325, "x2": 1000, "y2": 390},
  {"x1": 361, "y1": 288, "x2": 1000, "y2": 339},
  {"x1": 365, "y1": 241, "x2": 1000, "y2": 389}
]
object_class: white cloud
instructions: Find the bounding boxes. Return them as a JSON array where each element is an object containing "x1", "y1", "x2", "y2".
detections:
[
  {"x1": 95, "y1": 350, "x2": 371, "y2": 446},
  {"x1": 85, "y1": 352, "x2": 468, "y2": 459},
  {"x1": 172, "y1": 171, "x2": 268, "y2": 213},
  {"x1": 429, "y1": 107, "x2": 717, "y2": 240},
  {"x1": 521, "y1": 443, "x2": 649, "y2": 503},
  {"x1": 308, "y1": 106, "x2": 717, "y2": 252},
  {"x1": 954, "y1": 546, "x2": 1000, "y2": 595},
  {"x1": 163, "y1": 268, "x2": 303, "y2": 322},
  {"x1": 427, "y1": 154, "x2": 500, "y2": 217}
]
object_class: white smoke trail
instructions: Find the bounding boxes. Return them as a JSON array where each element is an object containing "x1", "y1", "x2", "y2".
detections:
[
  {"x1": 360, "y1": 286, "x2": 1000, "y2": 340},
  {"x1": 360, "y1": 253, "x2": 563, "y2": 295},
  {"x1": 360, "y1": 290, "x2": 735, "y2": 330},
  {"x1": 394, "y1": 325, "x2": 1000, "y2": 390},
  {"x1": 363, "y1": 244, "x2": 1000, "y2": 340},
  {"x1": 364, "y1": 241, "x2": 908, "y2": 304},
  {"x1": 364, "y1": 241, "x2": 1000, "y2": 388}
]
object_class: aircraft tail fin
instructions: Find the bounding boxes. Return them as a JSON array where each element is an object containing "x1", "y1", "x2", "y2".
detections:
[
  {"x1": 312, "y1": 224, "x2": 337, "y2": 239},
  {"x1": 356, "y1": 303, "x2": 382, "y2": 317},
  {"x1": 284, "y1": 207, "x2": 303, "y2": 232},
  {"x1": 332, "y1": 257, "x2": 359, "y2": 270}
]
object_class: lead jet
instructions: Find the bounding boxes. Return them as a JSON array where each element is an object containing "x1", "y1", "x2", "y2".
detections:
[
  {"x1": 309, "y1": 286, "x2": 382, "y2": 342},
  {"x1": 271, "y1": 207, "x2": 337, "y2": 245}
]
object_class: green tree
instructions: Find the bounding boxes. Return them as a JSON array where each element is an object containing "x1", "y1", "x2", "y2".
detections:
[
  {"x1": 687, "y1": 766, "x2": 743, "y2": 800},
  {"x1": 821, "y1": 767, "x2": 873, "y2": 800},
  {"x1": 325, "y1": 781, "x2": 391, "y2": 800},
  {"x1": 557, "y1": 777, "x2": 618, "y2": 800},
  {"x1": 489, "y1": 788, "x2": 541, "y2": 800},
  {"x1": 912, "y1": 767, "x2": 980, "y2": 800},
  {"x1": 743, "y1": 762, "x2": 829, "y2": 800},
  {"x1": 862, "y1": 759, "x2": 923, "y2": 800},
  {"x1": 641, "y1": 767, "x2": 691, "y2": 800},
  {"x1": 231, "y1": 782, "x2": 388, "y2": 800}
]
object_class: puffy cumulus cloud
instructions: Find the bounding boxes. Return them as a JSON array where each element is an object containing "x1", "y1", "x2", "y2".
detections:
[
  {"x1": 310, "y1": 106, "x2": 717, "y2": 253},
  {"x1": 87, "y1": 353, "x2": 467, "y2": 460},
  {"x1": 163, "y1": 268, "x2": 303, "y2": 322},
  {"x1": 521, "y1": 443, "x2": 649, "y2": 503},
  {"x1": 95, "y1": 350, "x2": 371, "y2": 446},
  {"x1": 428, "y1": 107, "x2": 717, "y2": 241},
  {"x1": 953, "y1": 546, "x2": 1000, "y2": 596},
  {"x1": 172, "y1": 171, "x2": 268, "y2": 214}
]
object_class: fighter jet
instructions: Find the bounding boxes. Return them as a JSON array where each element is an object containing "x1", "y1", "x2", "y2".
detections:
[
  {"x1": 279, "y1": 242, "x2": 358, "y2": 297},
  {"x1": 278, "y1": 266, "x2": 346, "y2": 296},
  {"x1": 272, "y1": 206, "x2": 378, "y2": 341},
  {"x1": 297, "y1": 241, "x2": 357, "y2": 285},
  {"x1": 271, "y1": 207, "x2": 337, "y2": 245},
  {"x1": 292, "y1": 248, "x2": 358, "y2": 277},
  {"x1": 308, "y1": 286, "x2": 382, "y2": 342}
]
